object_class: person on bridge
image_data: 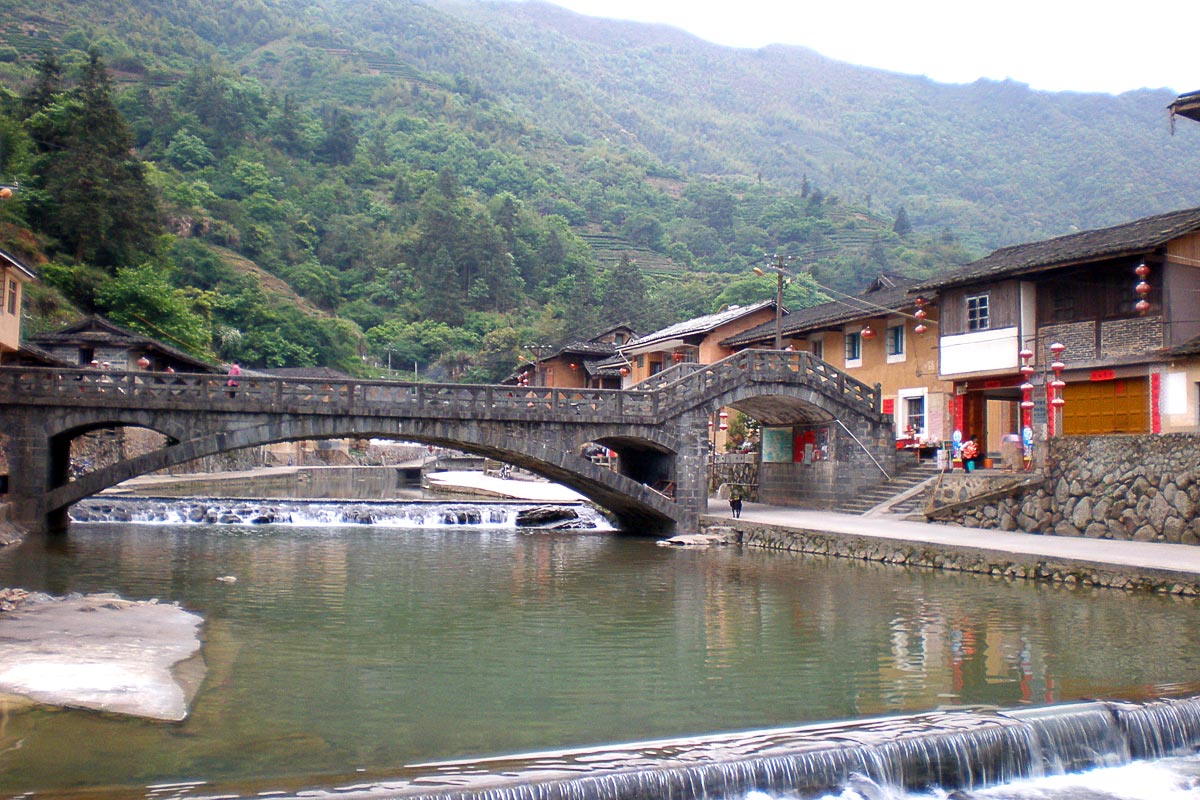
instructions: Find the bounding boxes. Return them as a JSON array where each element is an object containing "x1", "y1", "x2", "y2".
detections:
[{"x1": 226, "y1": 362, "x2": 241, "y2": 398}]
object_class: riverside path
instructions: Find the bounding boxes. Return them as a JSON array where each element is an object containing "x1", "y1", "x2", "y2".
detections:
[{"x1": 702, "y1": 502, "x2": 1200, "y2": 594}]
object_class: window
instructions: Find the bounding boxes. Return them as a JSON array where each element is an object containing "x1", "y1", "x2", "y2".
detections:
[
  {"x1": 6, "y1": 280, "x2": 15, "y2": 315},
  {"x1": 844, "y1": 331, "x2": 862, "y2": 365},
  {"x1": 886, "y1": 324, "x2": 905, "y2": 359},
  {"x1": 967, "y1": 294, "x2": 989, "y2": 331},
  {"x1": 904, "y1": 396, "x2": 926, "y2": 435},
  {"x1": 1051, "y1": 289, "x2": 1076, "y2": 322},
  {"x1": 810, "y1": 338, "x2": 824, "y2": 360},
  {"x1": 0, "y1": 276, "x2": 5, "y2": 315}
]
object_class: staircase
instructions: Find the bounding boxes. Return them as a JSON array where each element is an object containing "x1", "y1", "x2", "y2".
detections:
[{"x1": 833, "y1": 455, "x2": 941, "y2": 516}]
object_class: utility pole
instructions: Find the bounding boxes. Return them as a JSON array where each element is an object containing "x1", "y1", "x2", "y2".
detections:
[{"x1": 753, "y1": 254, "x2": 794, "y2": 350}]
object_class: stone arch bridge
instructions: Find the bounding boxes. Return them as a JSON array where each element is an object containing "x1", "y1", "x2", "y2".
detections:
[{"x1": 0, "y1": 350, "x2": 895, "y2": 535}]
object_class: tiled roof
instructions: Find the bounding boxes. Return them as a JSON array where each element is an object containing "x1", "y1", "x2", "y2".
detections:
[
  {"x1": 13, "y1": 342, "x2": 72, "y2": 367},
  {"x1": 0, "y1": 247, "x2": 36, "y2": 281},
  {"x1": 914, "y1": 206, "x2": 1200, "y2": 293},
  {"x1": 556, "y1": 340, "x2": 620, "y2": 357},
  {"x1": 623, "y1": 300, "x2": 776, "y2": 350},
  {"x1": 1170, "y1": 90, "x2": 1200, "y2": 124},
  {"x1": 722, "y1": 277, "x2": 921, "y2": 347},
  {"x1": 1167, "y1": 334, "x2": 1200, "y2": 357}
]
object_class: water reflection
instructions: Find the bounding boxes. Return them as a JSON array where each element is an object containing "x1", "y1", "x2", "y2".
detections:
[{"x1": 0, "y1": 522, "x2": 1198, "y2": 798}]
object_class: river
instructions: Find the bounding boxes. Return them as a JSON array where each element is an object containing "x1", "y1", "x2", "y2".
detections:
[{"x1": 1, "y1": 500, "x2": 1199, "y2": 799}]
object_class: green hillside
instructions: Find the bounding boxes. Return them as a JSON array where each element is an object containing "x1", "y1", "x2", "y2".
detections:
[{"x1": 0, "y1": 0, "x2": 1192, "y2": 378}]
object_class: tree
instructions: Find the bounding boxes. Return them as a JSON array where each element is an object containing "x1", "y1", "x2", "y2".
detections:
[
  {"x1": 26, "y1": 52, "x2": 159, "y2": 267},
  {"x1": 600, "y1": 256, "x2": 648, "y2": 329},
  {"x1": 21, "y1": 50, "x2": 62, "y2": 118},
  {"x1": 95, "y1": 262, "x2": 213, "y2": 356},
  {"x1": 892, "y1": 206, "x2": 912, "y2": 238}
]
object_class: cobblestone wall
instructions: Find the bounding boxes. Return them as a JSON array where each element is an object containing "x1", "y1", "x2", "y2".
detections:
[
  {"x1": 936, "y1": 434, "x2": 1200, "y2": 545},
  {"x1": 698, "y1": 518, "x2": 1200, "y2": 595}
]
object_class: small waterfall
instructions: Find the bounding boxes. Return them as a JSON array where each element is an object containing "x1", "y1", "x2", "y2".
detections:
[
  {"x1": 337, "y1": 697, "x2": 1200, "y2": 800},
  {"x1": 69, "y1": 497, "x2": 613, "y2": 531}
]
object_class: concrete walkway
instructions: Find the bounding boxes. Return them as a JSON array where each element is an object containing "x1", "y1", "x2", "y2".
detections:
[{"x1": 700, "y1": 501, "x2": 1200, "y2": 584}]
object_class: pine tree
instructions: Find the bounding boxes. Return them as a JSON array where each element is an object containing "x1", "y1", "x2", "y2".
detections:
[
  {"x1": 601, "y1": 256, "x2": 647, "y2": 330},
  {"x1": 892, "y1": 206, "x2": 912, "y2": 238},
  {"x1": 21, "y1": 50, "x2": 61, "y2": 119},
  {"x1": 27, "y1": 51, "x2": 159, "y2": 267}
]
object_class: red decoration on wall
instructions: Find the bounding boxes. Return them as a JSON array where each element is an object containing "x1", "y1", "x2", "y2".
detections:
[{"x1": 1151, "y1": 372, "x2": 1162, "y2": 434}]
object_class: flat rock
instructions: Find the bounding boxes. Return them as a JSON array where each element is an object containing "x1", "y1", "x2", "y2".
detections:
[
  {"x1": 659, "y1": 532, "x2": 736, "y2": 547},
  {"x1": 0, "y1": 592, "x2": 205, "y2": 721}
]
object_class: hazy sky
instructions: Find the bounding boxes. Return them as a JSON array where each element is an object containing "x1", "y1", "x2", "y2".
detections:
[{"x1": 547, "y1": 0, "x2": 1194, "y2": 95}]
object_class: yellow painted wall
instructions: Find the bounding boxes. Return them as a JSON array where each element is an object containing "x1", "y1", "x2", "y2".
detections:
[
  {"x1": 797, "y1": 312, "x2": 950, "y2": 441},
  {"x1": 0, "y1": 266, "x2": 26, "y2": 356}
]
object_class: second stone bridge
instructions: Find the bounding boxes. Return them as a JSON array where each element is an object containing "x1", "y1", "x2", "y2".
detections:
[{"x1": 0, "y1": 350, "x2": 896, "y2": 535}]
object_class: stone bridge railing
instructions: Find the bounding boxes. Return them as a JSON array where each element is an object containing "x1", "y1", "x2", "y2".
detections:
[
  {"x1": 0, "y1": 367, "x2": 659, "y2": 421},
  {"x1": 653, "y1": 350, "x2": 883, "y2": 418},
  {"x1": 0, "y1": 350, "x2": 882, "y2": 423}
]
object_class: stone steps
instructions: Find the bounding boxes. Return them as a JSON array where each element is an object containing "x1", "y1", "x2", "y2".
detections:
[{"x1": 834, "y1": 460, "x2": 941, "y2": 515}]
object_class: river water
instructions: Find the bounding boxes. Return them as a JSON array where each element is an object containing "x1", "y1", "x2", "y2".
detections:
[{"x1": 1, "y1": 506, "x2": 1199, "y2": 798}]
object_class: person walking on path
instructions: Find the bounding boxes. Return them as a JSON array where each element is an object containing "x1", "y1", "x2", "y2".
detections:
[{"x1": 729, "y1": 485, "x2": 743, "y2": 518}]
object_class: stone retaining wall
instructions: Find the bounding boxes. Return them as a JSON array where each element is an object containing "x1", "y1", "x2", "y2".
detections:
[
  {"x1": 931, "y1": 434, "x2": 1200, "y2": 544},
  {"x1": 699, "y1": 517, "x2": 1200, "y2": 596}
]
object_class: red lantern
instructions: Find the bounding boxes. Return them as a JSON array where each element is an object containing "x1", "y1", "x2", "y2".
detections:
[
  {"x1": 914, "y1": 308, "x2": 927, "y2": 320},
  {"x1": 718, "y1": 409, "x2": 729, "y2": 431},
  {"x1": 1135, "y1": 281, "x2": 1151, "y2": 296},
  {"x1": 569, "y1": 362, "x2": 579, "y2": 371},
  {"x1": 1135, "y1": 262, "x2": 1150, "y2": 278},
  {"x1": 672, "y1": 351, "x2": 686, "y2": 362},
  {"x1": 860, "y1": 325, "x2": 876, "y2": 340},
  {"x1": 137, "y1": 355, "x2": 151, "y2": 370},
  {"x1": 619, "y1": 366, "x2": 629, "y2": 377},
  {"x1": 1136, "y1": 299, "x2": 1151, "y2": 314},
  {"x1": 914, "y1": 323, "x2": 927, "y2": 335}
]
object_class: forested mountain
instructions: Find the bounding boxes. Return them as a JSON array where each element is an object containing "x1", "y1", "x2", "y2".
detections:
[{"x1": 0, "y1": 0, "x2": 1194, "y2": 378}]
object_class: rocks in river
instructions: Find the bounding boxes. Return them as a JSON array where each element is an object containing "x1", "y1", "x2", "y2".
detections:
[
  {"x1": 516, "y1": 506, "x2": 579, "y2": 527},
  {"x1": 441, "y1": 508, "x2": 482, "y2": 525}
]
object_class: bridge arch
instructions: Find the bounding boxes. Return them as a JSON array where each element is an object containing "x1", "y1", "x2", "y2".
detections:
[{"x1": 41, "y1": 414, "x2": 685, "y2": 535}]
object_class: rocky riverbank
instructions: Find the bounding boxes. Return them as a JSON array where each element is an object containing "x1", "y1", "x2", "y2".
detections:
[{"x1": 0, "y1": 591, "x2": 205, "y2": 720}]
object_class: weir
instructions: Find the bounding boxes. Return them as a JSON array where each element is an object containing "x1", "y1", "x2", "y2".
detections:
[
  {"x1": 70, "y1": 497, "x2": 613, "y2": 530},
  {"x1": 323, "y1": 696, "x2": 1200, "y2": 800}
]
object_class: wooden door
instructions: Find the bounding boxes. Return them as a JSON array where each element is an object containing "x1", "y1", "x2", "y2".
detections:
[{"x1": 1062, "y1": 378, "x2": 1149, "y2": 435}]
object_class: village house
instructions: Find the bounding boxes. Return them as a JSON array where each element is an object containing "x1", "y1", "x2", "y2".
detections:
[
  {"x1": 911, "y1": 206, "x2": 1200, "y2": 456},
  {"x1": 618, "y1": 300, "x2": 779, "y2": 384},
  {"x1": 507, "y1": 324, "x2": 637, "y2": 389},
  {"x1": 722, "y1": 275, "x2": 951, "y2": 454},
  {"x1": 27, "y1": 315, "x2": 221, "y2": 374},
  {"x1": 0, "y1": 248, "x2": 36, "y2": 364}
]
